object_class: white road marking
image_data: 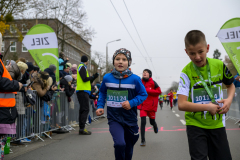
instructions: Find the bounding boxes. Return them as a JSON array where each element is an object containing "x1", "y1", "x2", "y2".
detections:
[
  {"x1": 180, "y1": 119, "x2": 186, "y2": 125},
  {"x1": 175, "y1": 114, "x2": 180, "y2": 117},
  {"x1": 172, "y1": 111, "x2": 175, "y2": 113}
]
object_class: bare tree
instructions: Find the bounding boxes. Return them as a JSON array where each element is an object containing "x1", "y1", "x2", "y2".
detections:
[
  {"x1": 0, "y1": 0, "x2": 30, "y2": 18},
  {"x1": 224, "y1": 55, "x2": 237, "y2": 76},
  {"x1": 29, "y1": 0, "x2": 95, "y2": 51},
  {"x1": 164, "y1": 81, "x2": 179, "y2": 94}
]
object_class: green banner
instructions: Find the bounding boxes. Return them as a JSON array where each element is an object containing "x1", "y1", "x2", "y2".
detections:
[
  {"x1": 217, "y1": 18, "x2": 240, "y2": 74},
  {"x1": 22, "y1": 24, "x2": 59, "y2": 84}
]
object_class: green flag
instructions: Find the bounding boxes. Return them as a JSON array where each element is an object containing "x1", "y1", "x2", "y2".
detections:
[
  {"x1": 22, "y1": 24, "x2": 59, "y2": 84},
  {"x1": 217, "y1": 18, "x2": 240, "y2": 74}
]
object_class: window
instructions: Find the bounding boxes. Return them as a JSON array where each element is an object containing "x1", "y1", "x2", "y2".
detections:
[
  {"x1": 1, "y1": 41, "x2": 4, "y2": 52},
  {"x1": 22, "y1": 24, "x2": 28, "y2": 33},
  {"x1": 22, "y1": 43, "x2": 28, "y2": 52},
  {"x1": 10, "y1": 41, "x2": 16, "y2": 52},
  {"x1": 10, "y1": 24, "x2": 17, "y2": 33}
]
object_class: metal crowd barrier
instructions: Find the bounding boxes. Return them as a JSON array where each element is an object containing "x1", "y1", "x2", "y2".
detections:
[
  {"x1": 223, "y1": 88, "x2": 240, "y2": 126},
  {"x1": 12, "y1": 91, "x2": 107, "y2": 142}
]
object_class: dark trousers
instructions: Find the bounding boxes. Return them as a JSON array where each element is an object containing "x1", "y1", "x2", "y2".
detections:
[
  {"x1": 187, "y1": 125, "x2": 232, "y2": 160},
  {"x1": 77, "y1": 92, "x2": 90, "y2": 130},
  {"x1": 109, "y1": 121, "x2": 139, "y2": 160},
  {"x1": 140, "y1": 117, "x2": 157, "y2": 141}
]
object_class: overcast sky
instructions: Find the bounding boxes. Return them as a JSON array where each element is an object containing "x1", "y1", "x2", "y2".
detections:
[{"x1": 82, "y1": 0, "x2": 240, "y2": 92}]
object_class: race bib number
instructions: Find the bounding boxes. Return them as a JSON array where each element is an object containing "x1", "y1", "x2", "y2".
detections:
[
  {"x1": 193, "y1": 87, "x2": 220, "y2": 104},
  {"x1": 107, "y1": 90, "x2": 128, "y2": 108}
]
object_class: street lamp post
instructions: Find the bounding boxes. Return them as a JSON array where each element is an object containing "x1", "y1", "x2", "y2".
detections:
[
  {"x1": 98, "y1": 67, "x2": 101, "y2": 82},
  {"x1": 106, "y1": 39, "x2": 121, "y2": 73}
]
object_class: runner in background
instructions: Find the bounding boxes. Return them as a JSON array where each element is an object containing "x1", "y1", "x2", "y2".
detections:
[
  {"x1": 137, "y1": 69, "x2": 161, "y2": 146},
  {"x1": 163, "y1": 94, "x2": 167, "y2": 104},
  {"x1": 173, "y1": 90, "x2": 177, "y2": 106},
  {"x1": 168, "y1": 90, "x2": 174, "y2": 110},
  {"x1": 159, "y1": 94, "x2": 164, "y2": 110},
  {"x1": 166, "y1": 95, "x2": 169, "y2": 106}
]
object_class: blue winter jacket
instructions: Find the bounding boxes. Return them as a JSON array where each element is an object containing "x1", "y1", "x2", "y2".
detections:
[
  {"x1": 234, "y1": 73, "x2": 240, "y2": 88},
  {"x1": 97, "y1": 73, "x2": 148, "y2": 126}
]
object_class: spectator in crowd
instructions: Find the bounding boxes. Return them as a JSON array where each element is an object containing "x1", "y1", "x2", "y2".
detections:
[
  {"x1": 234, "y1": 73, "x2": 240, "y2": 111},
  {"x1": 234, "y1": 73, "x2": 240, "y2": 87},
  {"x1": 33, "y1": 66, "x2": 39, "y2": 74},
  {"x1": 72, "y1": 64, "x2": 77, "y2": 70},
  {"x1": 31, "y1": 71, "x2": 49, "y2": 97},
  {"x1": 66, "y1": 63, "x2": 72, "y2": 70},
  {"x1": 19, "y1": 62, "x2": 34, "y2": 85},
  {"x1": 63, "y1": 64, "x2": 70, "y2": 76},
  {"x1": 6, "y1": 60, "x2": 21, "y2": 81},
  {"x1": 59, "y1": 52, "x2": 69, "y2": 75},
  {"x1": 77, "y1": 55, "x2": 99, "y2": 135},
  {"x1": 60, "y1": 75, "x2": 75, "y2": 98},
  {"x1": 17, "y1": 62, "x2": 28, "y2": 78},
  {"x1": 44, "y1": 65, "x2": 57, "y2": 91},
  {"x1": 16, "y1": 57, "x2": 27, "y2": 64},
  {"x1": 0, "y1": 53, "x2": 23, "y2": 154},
  {"x1": 71, "y1": 66, "x2": 77, "y2": 86}
]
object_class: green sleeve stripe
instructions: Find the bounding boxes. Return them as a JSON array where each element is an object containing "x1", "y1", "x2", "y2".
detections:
[{"x1": 180, "y1": 77, "x2": 185, "y2": 85}]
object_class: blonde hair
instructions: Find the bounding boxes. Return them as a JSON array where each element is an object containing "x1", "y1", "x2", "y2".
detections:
[
  {"x1": 17, "y1": 62, "x2": 28, "y2": 72},
  {"x1": 66, "y1": 62, "x2": 72, "y2": 69},
  {"x1": 47, "y1": 77, "x2": 53, "y2": 88}
]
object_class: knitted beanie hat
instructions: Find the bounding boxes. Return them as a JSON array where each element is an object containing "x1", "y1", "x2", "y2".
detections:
[
  {"x1": 64, "y1": 75, "x2": 73, "y2": 82},
  {"x1": 112, "y1": 48, "x2": 132, "y2": 66},
  {"x1": 26, "y1": 62, "x2": 34, "y2": 72},
  {"x1": 143, "y1": 69, "x2": 152, "y2": 78},
  {"x1": 81, "y1": 56, "x2": 88, "y2": 62},
  {"x1": 49, "y1": 64, "x2": 57, "y2": 72}
]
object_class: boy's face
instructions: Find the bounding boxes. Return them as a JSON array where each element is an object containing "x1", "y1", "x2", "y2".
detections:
[
  {"x1": 142, "y1": 71, "x2": 150, "y2": 79},
  {"x1": 185, "y1": 42, "x2": 209, "y2": 67},
  {"x1": 114, "y1": 53, "x2": 128, "y2": 72}
]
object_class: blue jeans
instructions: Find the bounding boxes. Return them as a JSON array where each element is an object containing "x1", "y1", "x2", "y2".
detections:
[{"x1": 109, "y1": 121, "x2": 139, "y2": 160}]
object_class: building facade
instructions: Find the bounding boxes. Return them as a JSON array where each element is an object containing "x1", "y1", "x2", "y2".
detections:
[{"x1": 1, "y1": 18, "x2": 91, "y2": 68}]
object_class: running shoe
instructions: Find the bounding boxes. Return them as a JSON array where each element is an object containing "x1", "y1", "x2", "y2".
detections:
[
  {"x1": 140, "y1": 140, "x2": 146, "y2": 146},
  {"x1": 79, "y1": 129, "x2": 92, "y2": 135},
  {"x1": 21, "y1": 138, "x2": 31, "y2": 143},
  {"x1": 153, "y1": 124, "x2": 158, "y2": 133}
]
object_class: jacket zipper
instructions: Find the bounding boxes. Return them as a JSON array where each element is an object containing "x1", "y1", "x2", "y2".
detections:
[
  {"x1": 141, "y1": 81, "x2": 146, "y2": 109},
  {"x1": 119, "y1": 79, "x2": 121, "y2": 88}
]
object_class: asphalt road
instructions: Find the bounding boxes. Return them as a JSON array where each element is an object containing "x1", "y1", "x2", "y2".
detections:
[{"x1": 13, "y1": 103, "x2": 240, "y2": 160}]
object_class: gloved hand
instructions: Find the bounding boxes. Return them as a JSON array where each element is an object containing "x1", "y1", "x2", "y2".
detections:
[{"x1": 93, "y1": 72, "x2": 99, "y2": 79}]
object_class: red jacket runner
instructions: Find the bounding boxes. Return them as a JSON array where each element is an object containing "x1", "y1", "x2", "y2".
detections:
[
  {"x1": 137, "y1": 78, "x2": 161, "y2": 112},
  {"x1": 168, "y1": 92, "x2": 173, "y2": 101}
]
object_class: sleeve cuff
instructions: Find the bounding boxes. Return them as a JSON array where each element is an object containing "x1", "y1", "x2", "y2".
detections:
[
  {"x1": 129, "y1": 100, "x2": 134, "y2": 108},
  {"x1": 97, "y1": 106, "x2": 104, "y2": 109}
]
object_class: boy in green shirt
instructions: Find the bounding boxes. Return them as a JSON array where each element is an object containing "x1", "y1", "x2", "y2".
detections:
[{"x1": 177, "y1": 30, "x2": 235, "y2": 160}]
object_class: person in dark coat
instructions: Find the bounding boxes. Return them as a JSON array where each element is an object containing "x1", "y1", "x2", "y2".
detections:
[
  {"x1": 19, "y1": 62, "x2": 34, "y2": 84},
  {"x1": 44, "y1": 65, "x2": 57, "y2": 91},
  {"x1": 60, "y1": 75, "x2": 75, "y2": 97}
]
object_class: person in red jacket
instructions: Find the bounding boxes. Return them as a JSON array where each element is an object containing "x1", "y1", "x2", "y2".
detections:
[
  {"x1": 168, "y1": 89, "x2": 174, "y2": 110},
  {"x1": 137, "y1": 69, "x2": 161, "y2": 146}
]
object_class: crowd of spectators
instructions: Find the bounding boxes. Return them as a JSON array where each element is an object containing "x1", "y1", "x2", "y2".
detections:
[{"x1": 0, "y1": 51, "x2": 100, "y2": 149}]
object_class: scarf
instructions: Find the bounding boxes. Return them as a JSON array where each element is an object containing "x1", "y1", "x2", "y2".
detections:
[
  {"x1": 111, "y1": 68, "x2": 133, "y2": 79},
  {"x1": 80, "y1": 62, "x2": 87, "y2": 68}
]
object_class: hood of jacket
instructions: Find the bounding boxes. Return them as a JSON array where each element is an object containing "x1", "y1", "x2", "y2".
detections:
[
  {"x1": 31, "y1": 72, "x2": 46, "y2": 89},
  {"x1": 8, "y1": 63, "x2": 21, "y2": 80}
]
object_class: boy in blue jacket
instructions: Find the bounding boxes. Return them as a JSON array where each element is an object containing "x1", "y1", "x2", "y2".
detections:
[{"x1": 96, "y1": 48, "x2": 148, "y2": 160}]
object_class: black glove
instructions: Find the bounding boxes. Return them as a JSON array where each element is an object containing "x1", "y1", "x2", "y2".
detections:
[{"x1": 93, "y1": 73, "x2": 99, "y2": 79}]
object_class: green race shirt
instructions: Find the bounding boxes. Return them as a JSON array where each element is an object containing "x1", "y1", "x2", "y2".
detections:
[{"x1": 177, "y1": 58, "x2": 234, "y2": 129}]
